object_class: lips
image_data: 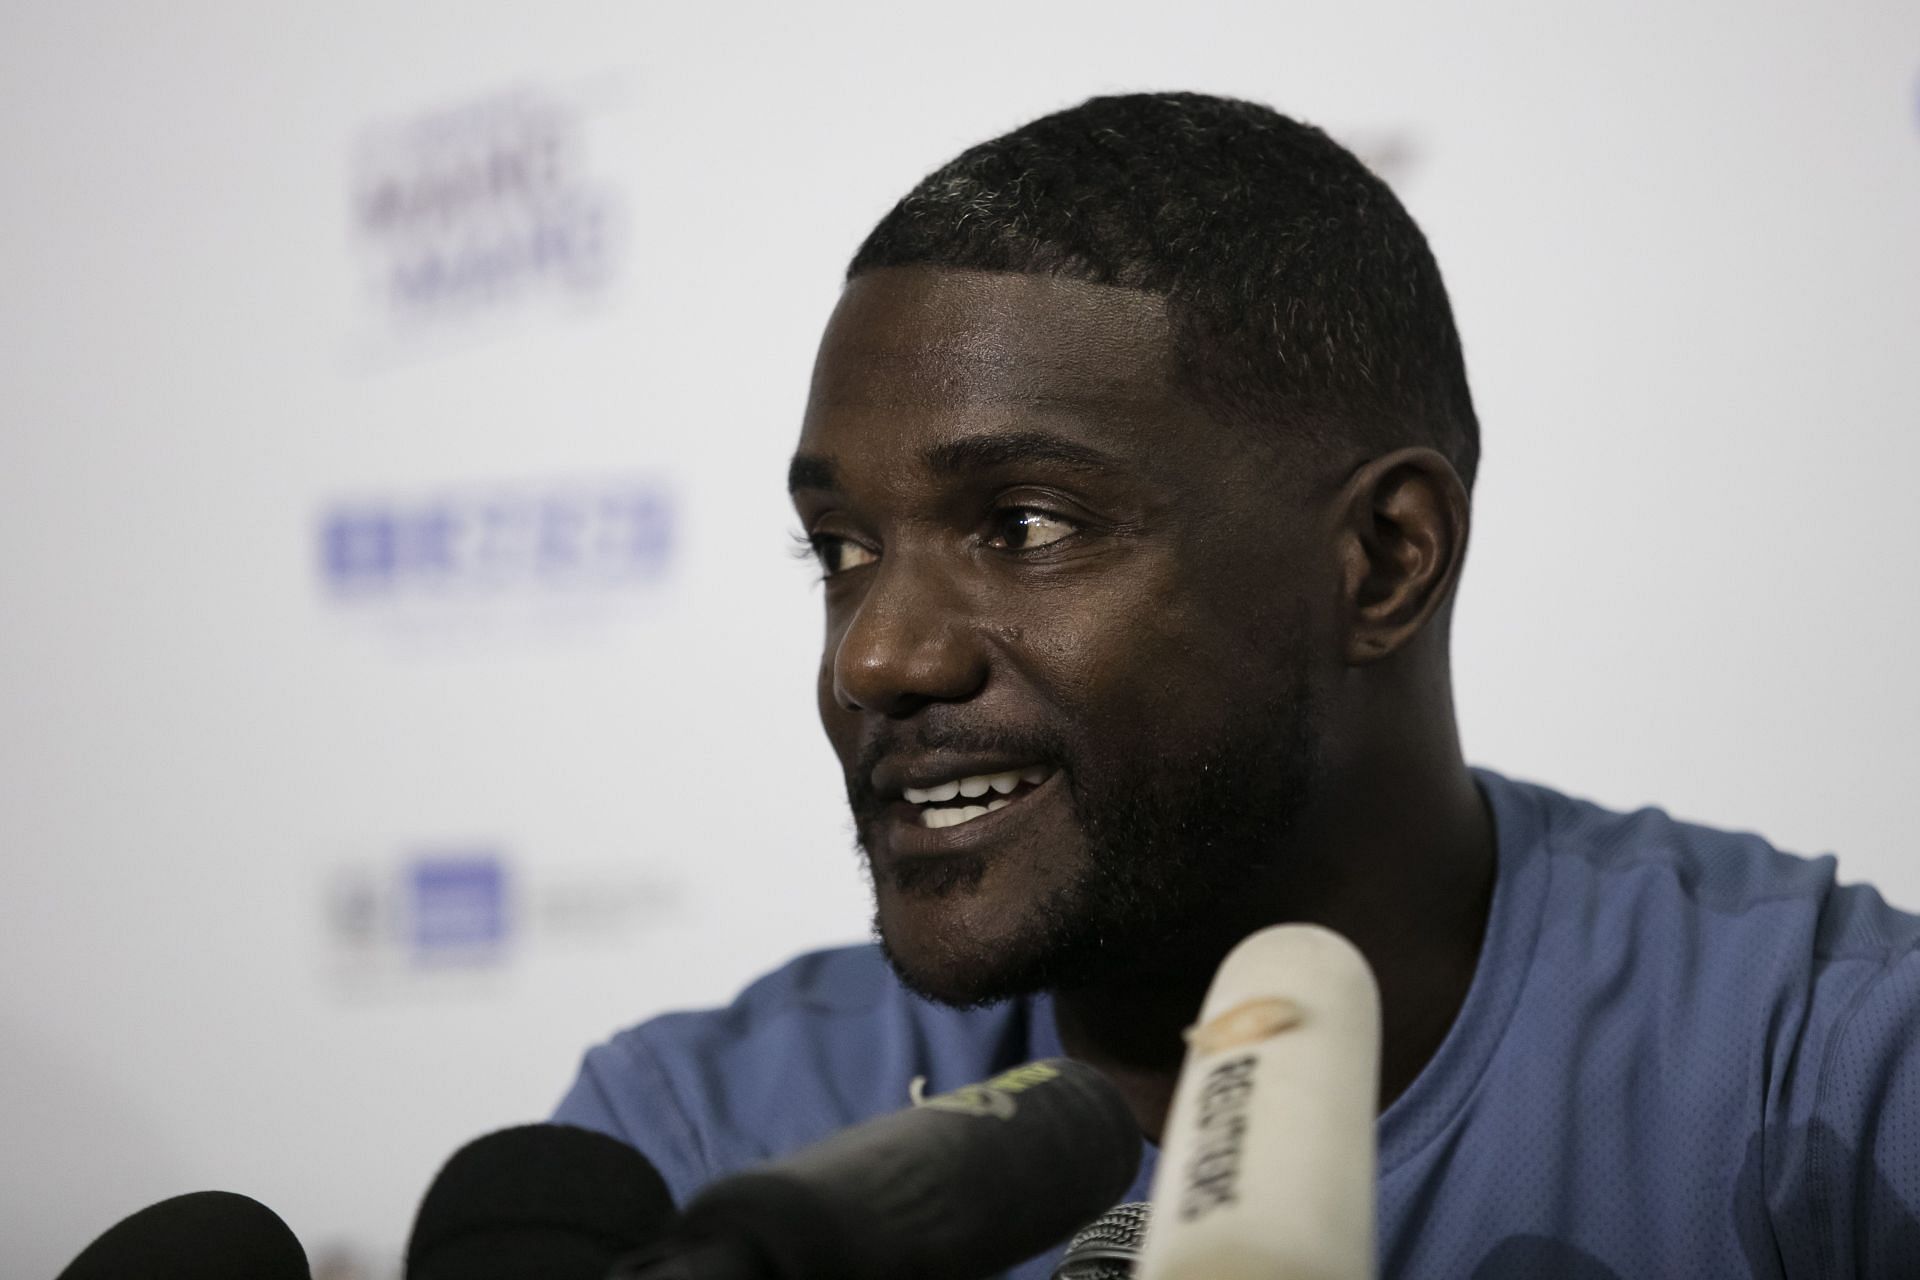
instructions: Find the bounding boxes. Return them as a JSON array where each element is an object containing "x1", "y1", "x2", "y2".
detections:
[{"x1": 866, "y1": 761, "x2": 1067, "y2": 862}]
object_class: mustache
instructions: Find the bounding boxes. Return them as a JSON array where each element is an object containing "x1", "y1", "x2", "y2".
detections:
[{"x1": 845, "y1": 722, "x2": 1072, "y2": 823}]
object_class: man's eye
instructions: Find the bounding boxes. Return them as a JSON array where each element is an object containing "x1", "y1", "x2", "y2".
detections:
[
  {"x1": 812, "y1": 535, "x2": 878, "y2": 575},
  {"x1": 990, "y1": 509, "x2": 1076, "y2": 552}
]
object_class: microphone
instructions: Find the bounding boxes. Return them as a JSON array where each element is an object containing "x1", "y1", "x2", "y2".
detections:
[
  {"x1": 55, "y1": 1190, "x2": 309, "y2": 1280},
  {"x1": 613, "y1": 1057, "x2": 1142, "y2": 1280},
  {"x1": 404, "y1": 1122, "x2": 676, "y2": 1279},
  {"x1": 1052, "y1": 1202, "x2": 1150, "y2": 1278},
  {"x1": 1135, "y1": 924, "x2": 1381, "y2": 1280}
]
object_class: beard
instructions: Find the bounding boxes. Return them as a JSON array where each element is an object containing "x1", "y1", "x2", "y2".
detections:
[{"x1": 845, "y1": 664, "x2": 1325, "y2": 1008}]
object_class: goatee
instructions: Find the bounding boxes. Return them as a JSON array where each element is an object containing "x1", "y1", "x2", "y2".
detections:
[{"x1": 849, "y1": 673, "x2": 1324, "y2": 1007}]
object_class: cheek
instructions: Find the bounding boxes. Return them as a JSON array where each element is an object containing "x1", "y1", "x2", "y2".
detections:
[
  {"x1": 1011, "y1": 568, "x2": 1313, "y2": 748},
  {"x1": 1011, "y1": 591, "x2": 1240, "y2": 738}
]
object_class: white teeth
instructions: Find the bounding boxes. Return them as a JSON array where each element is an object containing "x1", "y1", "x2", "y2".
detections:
[
  {"x1": 903, "y1": 779, "x2": 962, "y2": 804},
  {"x1": 902, "y1": 766, "x2": 1055, "y2": 826},
  {"x1": 903, "y1": 767, "x2": 1047, "y2": 806},
  {"x1": 914, "y1": 797, "x2": 1018, "y2": 828},
  {"x1": 920, "y1": 804, "x2": 990, "y2": 829}
]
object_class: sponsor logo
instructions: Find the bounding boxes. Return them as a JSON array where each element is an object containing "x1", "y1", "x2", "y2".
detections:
[
  {"x1": 328, "y1": 849, "x2": 512, "y2": 967},
  {"x1": 352, "y1": 84, "x2": 625, "y2": 330},
  {"x1": 320, "y1": 477, "x2": 672, "y2": 598},
  {"x1": 408, "y1": 852, "x2": 509, "y2": 956},
  {"x1": 316, "y1": 476, "x2": 673, "y2": 642},
  {"x1": 917, "y1": 1061, "x2": 1064, "y2": 1119},
  {"x1": 325, "y1": 848, "x2": 680, "y2": 988},
  {"x1": 1179, "y1": 1054, "x2": 1257, "y2": 1221}
]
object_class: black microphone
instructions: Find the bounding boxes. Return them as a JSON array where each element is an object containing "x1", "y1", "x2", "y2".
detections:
[
  {"x1": 55, "y1": 1190, "x2": 309, "y2": 1280},
  {"x1": 1052, "y1": 1202, "x2": 1150, "y2": 1279},
  {"x1": 612, "y1": 1057, "x2": 1142, "y2": 1280},
  {"x1": 404, "y1": 1122, "x2": 676, "y2": 1279}
]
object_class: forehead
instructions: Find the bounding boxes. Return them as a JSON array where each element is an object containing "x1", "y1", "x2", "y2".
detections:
[{"x1": 799, "y1": 267, "x2": 1185, "y2": 455}]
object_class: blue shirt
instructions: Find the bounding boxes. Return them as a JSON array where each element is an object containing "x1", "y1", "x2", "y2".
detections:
[{"x1": 553, "y1": 768, "x2": 1920, "y2": 1278}]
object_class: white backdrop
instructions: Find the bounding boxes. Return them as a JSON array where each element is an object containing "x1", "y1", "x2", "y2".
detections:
[{"x1": 3, "y1": 2, "x2": 1917, "y2": 1275}]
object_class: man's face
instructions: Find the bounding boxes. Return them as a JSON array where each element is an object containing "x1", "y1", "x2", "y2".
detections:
[{"x1": 791, "y1": 267, "x2": 1335, "y2": 1005}]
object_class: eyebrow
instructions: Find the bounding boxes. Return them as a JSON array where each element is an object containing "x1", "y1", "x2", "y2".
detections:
[
  {"x1": 921, "y1": 431, "x2": 1121, "y2": 477},
  {"x1": 787, "y1": 454, "x2": 837, "y2": 494},
  {"x1": 787, "y1": 430, "x2": 1122, "y2": 496}
]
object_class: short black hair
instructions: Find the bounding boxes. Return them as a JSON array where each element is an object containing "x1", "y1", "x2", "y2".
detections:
[{"x1": 849, "y1": 92, "x2": 1480, "y2": 492}]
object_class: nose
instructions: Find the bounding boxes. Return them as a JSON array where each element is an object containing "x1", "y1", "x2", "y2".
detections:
[{"x1": 831, "y1": 556, "x2": 988, "y2": 717}]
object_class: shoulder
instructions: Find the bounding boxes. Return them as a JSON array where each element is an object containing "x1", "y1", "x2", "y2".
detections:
[
  {"x1": 551, "y1": 943, "x2": 1034, "y2": 1204},
  {"x1": 1475, "y1": 769, "x2": 1920, "y2": 1101},
  {"x1": 1477, "y1": 770, "x2": 1920, "y2": 1268},
  {"x1": 1478, "y1": 768, "x2": 1914, "y2": 971},
  {"x1": 1486, "y1": 768, "x2": 1843, "y2": 912},
  {"x1": 1769, "y1": 893, "x2": 1920, "y2": 1274}
]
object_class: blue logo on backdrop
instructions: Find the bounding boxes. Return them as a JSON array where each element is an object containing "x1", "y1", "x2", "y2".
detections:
[
  {"x1": 326, "y1": 849, "x2": 513, "y2": 970},
  {"x1": 324, "y1": 848, "x2": 681, "y2": 993},
  {"x1": 319, "y1": 478, "x2": 672, "y2": 598},
  {"x1": 408, "y1": 852, "x2": 509, "y2": 956}
]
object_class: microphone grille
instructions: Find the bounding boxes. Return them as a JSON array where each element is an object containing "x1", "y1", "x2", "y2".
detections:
[{"x1": 1053, "y1": 1202, "x2": 1151, "y2": 1279}]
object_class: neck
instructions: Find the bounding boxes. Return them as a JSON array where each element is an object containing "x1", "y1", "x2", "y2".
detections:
[{"x1": 1049, "y1": 746, "x2": 1495, "y2": 1143}]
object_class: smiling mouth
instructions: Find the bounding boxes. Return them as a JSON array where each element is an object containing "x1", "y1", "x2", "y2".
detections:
[{"x1": 902, "y1": 765, "x2": 1054, "y2": 829}]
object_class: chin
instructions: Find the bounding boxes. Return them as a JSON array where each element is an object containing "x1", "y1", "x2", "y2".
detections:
[
  {"x1": 872, "y1": 887, "x2": 1059, "y2": 1009},
  {"x1": 877, "y1": 937, "x2": 1039, "y2": 1010}
]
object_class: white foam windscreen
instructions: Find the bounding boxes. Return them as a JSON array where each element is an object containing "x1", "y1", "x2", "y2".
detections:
[{"x1": 1136, "y1": 925, "x2": 1382, "y2": 1280}]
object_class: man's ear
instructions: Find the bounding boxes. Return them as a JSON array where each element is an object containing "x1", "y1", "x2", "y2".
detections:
[{"x1": 1332, "y1": 447, "x2": 1470, "y2": 665}]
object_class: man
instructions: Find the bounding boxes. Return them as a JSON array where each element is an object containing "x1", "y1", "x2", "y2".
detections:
[{"x1": 556, "y1": 93, "x2": 1920, "y2": 1277}]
